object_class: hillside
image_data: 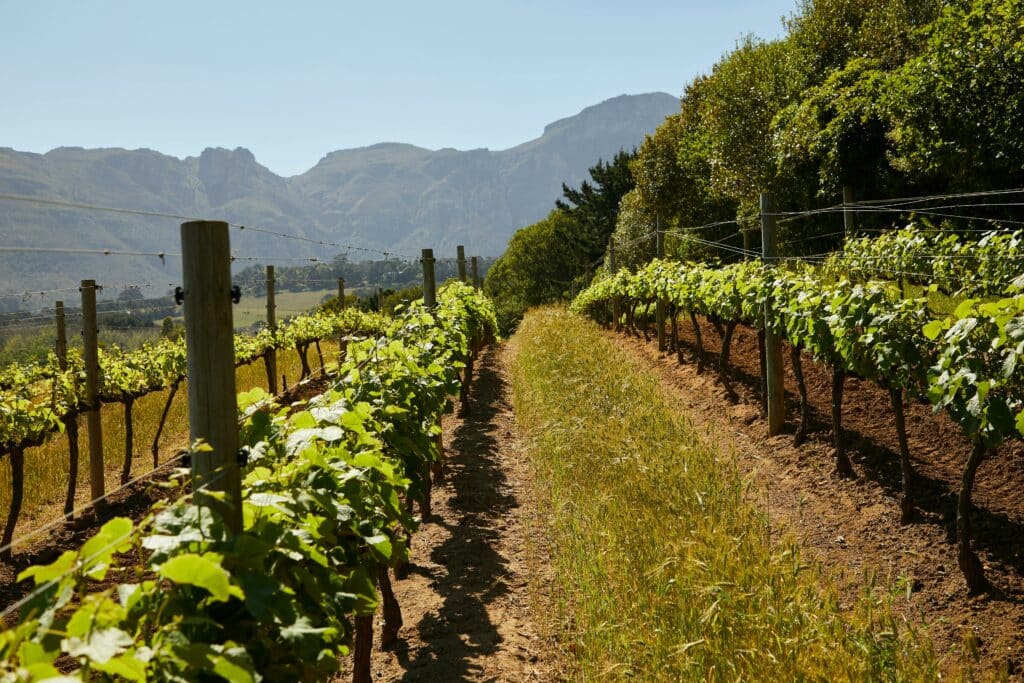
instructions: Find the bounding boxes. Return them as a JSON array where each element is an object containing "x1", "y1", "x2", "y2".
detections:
[{"x1": 0, "y1": 92, "x2": 678, "y2": 301}]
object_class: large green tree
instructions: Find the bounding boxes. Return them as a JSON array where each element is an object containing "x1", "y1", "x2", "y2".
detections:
[
  {"x1": 886, "y1": 0, "x2": 1024, "y2": 191},
  {"x1": 484, "y1": 210, "x2": 585, "y2": 333},
  {"x1": 556, "y1": 149, "x2": 637, "y2": 262}
]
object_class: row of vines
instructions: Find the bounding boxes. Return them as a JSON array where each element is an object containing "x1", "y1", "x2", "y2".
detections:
[
  {"x1": 572, "y1": 227, "x2": 1024, "y2": 596},
  {"x1": 0, "y1": 281, "x2": 497, "y2": 681},
  {"x1": 0, "y1": 307, "x2": 389, "y2": 562}
]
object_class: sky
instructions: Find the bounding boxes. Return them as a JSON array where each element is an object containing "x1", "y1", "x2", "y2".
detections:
[{"x1": 1, "y1": 1, "x2": 795, "y2": 177}]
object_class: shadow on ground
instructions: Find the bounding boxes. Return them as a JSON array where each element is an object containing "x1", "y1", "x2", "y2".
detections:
[{"x1": 391, "y1": 345, "x2": 522, "y2": 682}]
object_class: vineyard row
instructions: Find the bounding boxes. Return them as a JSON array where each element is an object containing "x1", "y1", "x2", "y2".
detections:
[
  {"x1": 0, "y1": 281, "x2": 498, "y2": 682},
  {"x1": 572, "y1": 243, "x2": 1024, "y2": 595}
]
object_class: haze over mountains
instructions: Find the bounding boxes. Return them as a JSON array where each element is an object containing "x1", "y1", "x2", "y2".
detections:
[{"x1": 0, "y1": 92, "x2": 678, "y2": 297}]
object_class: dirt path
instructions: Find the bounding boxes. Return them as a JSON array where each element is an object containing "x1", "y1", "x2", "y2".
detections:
[
  {"x1": 337, "y1": 343, "x2": 560, "y2": 682},
  {"x1": 611, "y1": 323, "x2": 1024, "y2": 677}
]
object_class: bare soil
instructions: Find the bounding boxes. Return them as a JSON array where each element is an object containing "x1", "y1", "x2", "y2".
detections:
[
  {"x1": 335, "y1": 343, "x2": 562, "y2": 682},
  {"x1": 613, "y1": 317, "x2": 1024, "y2": 678}
]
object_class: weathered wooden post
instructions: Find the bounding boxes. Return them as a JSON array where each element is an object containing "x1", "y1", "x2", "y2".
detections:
[
  {"x1": 80, "y1": 280, "x2": 106, "y2": 512},
  {"x1": 609, "y1": 237, "x2": 621, "y2": 331},
  {"x1": 471, "y1": 256, "x2": 480, "y2": 289},
  {"x1": 265, "y1": 265, "x2": 278, "y2": 395},
  {"x1": 422, "y1": 249, "x2": 437, "y2": 309},
  {"x1": 180, "y1": 220, "x2": 242, "y2": 532},
  {"x1": 457, "y1": 245, "x2": 467, "y2": 283},
  {"x1": 843, "y1": 185, "x2": 856, "y2": 237},
  {"x1": 337, "y1": 276, "x2": 347, "y2": 364},
  {"x1": 655, "y1": 222, "x2": 666, "y2": 351},
  {"x1": 761, "y1": 193, "x2": 786, "y2": 435},
  {"x1": 54, "y1": 301, "x2": 81, "y2": 517}
]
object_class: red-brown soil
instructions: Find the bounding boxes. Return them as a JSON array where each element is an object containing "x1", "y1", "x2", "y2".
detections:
[
  {"x1": 613, "y1": 316, "x2": 1024, "y2": 677},
  {"x1": 334, "y1": 343, "x2": 561, "y2": 681}
]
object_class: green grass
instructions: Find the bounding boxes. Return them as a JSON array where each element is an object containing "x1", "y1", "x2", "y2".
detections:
[
  {"x1": 0, "y1": 342, "x2": 341, "y2": 549},
  {"x1": 232, "y1": 289, "x2": 334, "y2": 329},
  {"x1": 509, "y1": 307, "x2": 939, "y2": 681}
]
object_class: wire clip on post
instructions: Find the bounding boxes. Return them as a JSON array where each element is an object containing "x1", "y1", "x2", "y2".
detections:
[{"x1": 174, "y1": 285, "x2": 242, "y2": 305}]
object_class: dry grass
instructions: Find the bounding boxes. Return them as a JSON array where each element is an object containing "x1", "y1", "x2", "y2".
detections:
[
  {"x1": 0, "y1": 341, "x2": 342, "y2": 550},
  {"x1": 509, "y1": 307, "x2": 940, "y2": 681},
  {"x1": 232, "y1": 289, "x2": 335, "y2": 328}
]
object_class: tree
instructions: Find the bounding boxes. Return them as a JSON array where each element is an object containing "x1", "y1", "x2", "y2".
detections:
[
  {"x1": 697, "y1": 36, "x2": 803, "y2": 212},
  {"x1": 160, "y1": 316, "x2": 184, "y2": 341},
  {"x1": 785, "y1": 0, "x2": 940, "y2": 77},
  {"x1": 556, "y1": 150, "x2": 637, "y2": 264},
  {"x1": 773, "y1": 58, "x2": 901, "y2": 199},
  {"x1": 609, "y1": 190, "x2": 656, "y2": 270},
  {"x1": 885, "y1": 0, "x2": 1024, "y2": 191},
  {"x1": 484, "y1": 211, "x2": 586, "y2": 333},
  {"x1": 630, "y1": 101, "x2": 739, "y2": 262},
  {"x1": 117, "y1": 285, "x2": 144, "y2": 302}
]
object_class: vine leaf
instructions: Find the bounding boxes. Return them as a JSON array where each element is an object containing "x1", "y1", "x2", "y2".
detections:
[{"x1": 159, "y1": 553, "x2": 243, "y2": 603}]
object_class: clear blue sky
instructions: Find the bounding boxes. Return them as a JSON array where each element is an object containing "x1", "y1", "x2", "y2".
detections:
[{"x1": 2, "y1": 1, "x2": 795, "y2": 177}]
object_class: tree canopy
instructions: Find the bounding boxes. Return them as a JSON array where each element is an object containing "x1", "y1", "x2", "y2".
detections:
[{"x1": 487, "y1": 0, "x2": 1024, "y2": 329}]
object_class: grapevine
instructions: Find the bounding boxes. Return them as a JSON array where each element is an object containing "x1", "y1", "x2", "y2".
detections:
[
  {"x1": 572, "y1": 253, "x2": 1024, "y2": 593},
  {"x1": 0, "y1": 282, "x2": 498, "y2": 681}
]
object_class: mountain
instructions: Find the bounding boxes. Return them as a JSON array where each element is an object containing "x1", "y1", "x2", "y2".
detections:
[{"x1": 0, "y1": 92, "x2": 678, "y2": 300}]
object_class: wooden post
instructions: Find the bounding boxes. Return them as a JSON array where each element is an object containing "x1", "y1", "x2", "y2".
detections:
[
  {"x1": 55, "y1": 301, "x2": 68, "y2": 369},
  {"x1": 265, "y1": 265, "x2": 278, "y2": 395},
  {"x1": 457, "y1": 245, "x2": 467, "y2": 283},
  {"x1": 422, "y1": 249, "x2": 437, "y2": 309},
  {"x1": 761, "y1": 193, "x2": 786, "y2": 436},
  {"x1": 56, "y1": 302, "x2": 80, "y2": 517},
  {"x1": 180, "y1": 221, "x2": 242, "y2": 532},
  {"x1": 843, "y1": 186, "x2": 855, "y2": 237},
  {"x1": 337, "y1": 277, "x2": 347, "y2": 364},
  {"x1": 471, "y1": 256, "x2": 480, "y2": 289},
  {"x1": 655, "y1": 221, "x2": 666, "y2": 352},
  {"x1": 610, "y1": 238, "x2": 621, "y2": 331},
  {"x1": 745, "y1": 228, "x2": 768, "y2": 414},
  {"x1": 742, "y1": 228, "x2": 753, "y2": 256},
  {"x1": 80, "y1": 280, "x2": 106, "y2": 511}
]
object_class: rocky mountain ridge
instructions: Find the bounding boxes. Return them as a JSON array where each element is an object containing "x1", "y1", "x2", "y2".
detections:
[{"x1": 0, "y1": 92, "x2": 678, "y2": 295}]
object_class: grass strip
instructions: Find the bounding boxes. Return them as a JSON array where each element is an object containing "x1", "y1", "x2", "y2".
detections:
[{"x1": 509, "y1": 307, "x2": 938, "y2": 681}]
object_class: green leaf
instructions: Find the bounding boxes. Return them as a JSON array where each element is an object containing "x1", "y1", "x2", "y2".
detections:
[
  {"x1": 159, "y1": 553, "x2": 242, "y2": 603},
  {"x1": 210, "y1": 651, "x2": 255, "y2": 683},
  {"x1": 79, "y1": 517, "x2": 134, "y2": 579},
  {"x1": 364, "y1": 534, "x2": 393, "y2": 561},
  {"x1": 922, "y1": 320, "x2": 944, "y2": 340},
  {"x1": 94, "y1": 652, "x2": 148, "y2": 682},
  {"x1": 989, "y1": 397, "x2": 1016, "y2": 436},
  {"x1": 290, "y1": 410, "x2": 317, "y2": 430},
  {"x1": 954, "y1": 298, "x2": 978, "y2": 319},
  {"x1": 280, "y1": 616, "x2": 331, "y2": 643},
  {"x1": 18, "y1": 641, "x2": 52, "y2": 667},
  {"x1": 237, "y1": 386, "x2": 270, "y2": 411},
  {"x1": 18, "y1": 550, "x2": 76, "y2": 585}
]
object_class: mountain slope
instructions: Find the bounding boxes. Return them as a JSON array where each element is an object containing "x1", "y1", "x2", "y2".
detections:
[{"x1": 0, "y1": 92, "x2": 678, "y2": 298}]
